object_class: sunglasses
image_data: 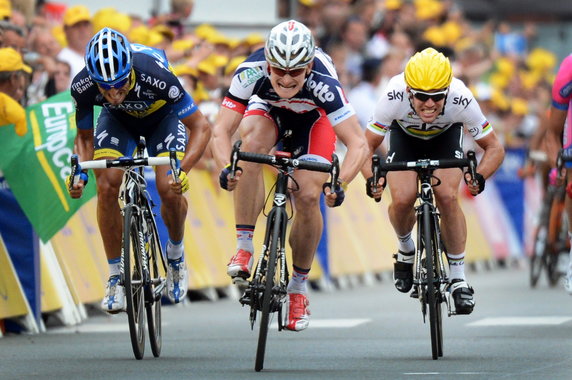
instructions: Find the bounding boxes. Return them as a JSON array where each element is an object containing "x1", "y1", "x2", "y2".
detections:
[
  {"x1": 97, "y1": 76, "x2": 130, "y2": 90},
  {"x1": 269, "y1": 66, "x2": 307, "y2": 77},
  {"x1": 410, "y1": 88, "x2": 448, "y2": 102}
]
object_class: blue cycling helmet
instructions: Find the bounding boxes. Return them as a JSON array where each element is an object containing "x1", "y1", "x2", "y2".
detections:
[{"x1": 85, "y1": 27, "x2": 132, "y2": 85}]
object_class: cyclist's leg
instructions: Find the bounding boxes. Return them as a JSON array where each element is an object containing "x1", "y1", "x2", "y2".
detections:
[
  {"x1": 386, "y1": 125, "x2": 419, "y2": 292},
  {"x1": 565, "y1": 171, "x2": 572, "y2": 293},
  {"x1": 149, "y1": 117, "x2": 190, "y2": 302},
  {"x1": 228, "y1": 105, "x2": 277, "y2": 278},
  {"x1": 93, "y1": 110, "x2": 136, "y2": 311}
]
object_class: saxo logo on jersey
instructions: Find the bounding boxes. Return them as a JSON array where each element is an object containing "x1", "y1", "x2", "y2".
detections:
[{"x1": 307, "y1": 73, "x2": 335, "y2": 103}]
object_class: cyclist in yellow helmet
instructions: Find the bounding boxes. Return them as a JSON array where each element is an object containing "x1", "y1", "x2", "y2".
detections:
[{"x1": 362, "y1": 47, "x2": 505, "y2": 314}]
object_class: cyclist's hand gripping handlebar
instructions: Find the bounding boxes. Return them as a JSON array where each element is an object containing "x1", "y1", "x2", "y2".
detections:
[
  {"x1": 219, "y1": 140, "x2": 243, "y2": 191},
  {"x1": 67, "y1": 154, "x2": 88, "y2": 198},
  {"x1": 367, "y1": 155, "x2": 386, "y2": 202},
  {"x1": 463, "y1": 151, "x2": 485, "y2": 195},
  {"x1": 322, "y1": 154, "x2": 345, "y2": 207},
  {"x1": 168, "y1": 149, "x2": 189, "y2": 193}
]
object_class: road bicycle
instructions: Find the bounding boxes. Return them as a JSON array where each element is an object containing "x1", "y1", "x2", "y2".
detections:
[
  {"x1": 372, "y1": 151, "x2": 478, "y2": 360},
  {"x1": 529, "y1": 150, "x2": 569, "y2": 288},
  {"x1": 228, "y1": 140, "x2": 339, "y2": 371},
  {"x1": 70, "y1": 138, "x2": 179, "y2": 359}
]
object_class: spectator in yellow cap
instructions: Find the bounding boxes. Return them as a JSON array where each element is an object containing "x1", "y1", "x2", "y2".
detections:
[
  {"x1": 0, "y1": 47, "x2": 31, "y2": 136},
  {"x1": 0, "y1": 0, "x2": 11, "y2": 21},
  {"x1": 58, "y1": 5, "x2": 93, "y2": 83}
]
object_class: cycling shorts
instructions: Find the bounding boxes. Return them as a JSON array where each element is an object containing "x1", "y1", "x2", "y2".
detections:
[
  {"x1": 244, "y1": 104, "x2": 336, "y2": 164},
  {"x1": 386, "y1": 122, "x2": 463, "y2": 162},
  {"x1": 93, "y1": 109, "x2": 188, "y2": 160}
]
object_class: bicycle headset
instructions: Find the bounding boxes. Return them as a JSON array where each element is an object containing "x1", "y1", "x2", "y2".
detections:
[
  {"x1": 85, "y1": 27, "x2": 133, "y2": 88},
  {"x1": 264, "y1": 20, "x2": 315, "y2": 70},
  {"x1": 404, "y1": 47, "x2": 452, "y2": 91}
]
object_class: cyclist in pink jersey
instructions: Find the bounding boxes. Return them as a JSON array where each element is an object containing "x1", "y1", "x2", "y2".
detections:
[{"x1": 546, "y1": 53, "x2": 572, "y2": 293}]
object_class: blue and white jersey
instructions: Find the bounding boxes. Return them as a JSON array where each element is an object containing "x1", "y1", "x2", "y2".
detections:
[
  {"x1": 71, "y1": 44, "x2": 198, "y2": 130},
  {"x1": 222, "y1": 47, "x2": 355, "y2": 126}
]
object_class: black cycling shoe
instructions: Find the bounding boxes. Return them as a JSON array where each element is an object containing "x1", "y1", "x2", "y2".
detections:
[
  {"x1": 393, "y1": 251, "x2": 414, "y2": 293},
  {"x1": 450, "y1": 279, "x2": 475, "y2": 314}
]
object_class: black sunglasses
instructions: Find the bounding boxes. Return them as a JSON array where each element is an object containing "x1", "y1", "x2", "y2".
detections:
[{"x1": 410, "y1": 88, "x2": 448, "y2": 102}]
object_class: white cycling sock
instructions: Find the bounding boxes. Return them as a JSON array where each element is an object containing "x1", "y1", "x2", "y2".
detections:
[
  {"x1": 397, "y1": 232, "x2": 415, "y2": 254},
  {"x1": 108, "y1": 257, "x2": 121, "y2": 277},
  {"x1": 236, "y1": 224, "x2": 255, "y2": 253},
  {"x1": 447, "y1": 252, "x2": 466, "y2": 280},
  {"x1": 287, "y1": 267, "x2": 309, "y2": 294},
  {"x1": 167, "y1": 239, "x2": 184, "y2": 261}
]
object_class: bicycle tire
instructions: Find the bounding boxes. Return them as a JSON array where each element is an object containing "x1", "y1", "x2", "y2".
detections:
[
  {"x1": 123, "y1": 205, "x2": 146, "y2": 360},
  {"x1": 547, "y1": 196, "x2": 566, "y2": 287},
  {"x1": 530, "y1": 225, "x2": 548, "y2": 288},
  {"x1": 255, "y1": 210, "x2": 282, "y2": 372},
  {"x1": 146, "y1": 215, "x2": 163, "y2": 357},
  {"x1": 422, "y1": 205, "x2": 441, "y2": 360}
]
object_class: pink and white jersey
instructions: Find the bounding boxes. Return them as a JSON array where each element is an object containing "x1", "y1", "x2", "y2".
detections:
[
  {"x1": 367, "y1": 74, "x2": 493, "y2": 141},
  {"x1": 552, "y1": 54, "x2": 572, "y2": 147}
]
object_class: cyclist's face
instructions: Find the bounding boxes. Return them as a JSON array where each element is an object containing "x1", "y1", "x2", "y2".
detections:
[
  {"x1": 97, "y1": 78, "x2": 131, "y2": 106},
  {"x1": 268, "y1": 63, "x2": 311, "y2": 99},
  {"x1": 408, "y1": 87, "x2": 448, "y2": 123}
]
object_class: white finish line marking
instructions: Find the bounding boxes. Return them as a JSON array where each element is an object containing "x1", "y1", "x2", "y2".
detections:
[
  {"x1": 468, "y1": 316, "x2": 572, "y2": 327},
  {"x1": 272, "y1": 318, "x2": 370, "y2": 329}
]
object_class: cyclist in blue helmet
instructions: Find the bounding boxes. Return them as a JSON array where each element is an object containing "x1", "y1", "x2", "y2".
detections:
[{"x1": 67, "y1": 27, "x2": 212, "y2": 313}]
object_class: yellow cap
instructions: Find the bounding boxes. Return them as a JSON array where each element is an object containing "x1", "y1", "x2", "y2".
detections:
[
  {"x1": 385, "y1": 0, "x2": 402, "y2": 10},
  {"x1": 101, "y1": 12, "x2": 131, "y2": 34},
  {"x1": 51, "y1": 25, "x2": 67, "y2": 47},
  {"x1": 0, "y1": 93, "x2": 27, "y2": 136},
  {"x1": 174, "y1": 64, "x2": 198, "y2": 77},
  {"x1": 299, "y1": 0, "x2": 318, "y2": 7},
  {"x1": 496, "y1": 57, "x2": 515, "y2": 77},
  {"x1": 152, "y1": 24, "x2": 175, "y2": 42},
  {"x1": 172, "y1": 39, "x2": 195, "y2": 52},
  {"x1": 511, "y1": 97, "x2": 528, "y2": 116},
  {"x1": 491, "y1": 89, "x2": 510, "y2": 112},
  {"x1": 526, "y1": 48, "x2": 557, "y2": 73},
  {"x1": 63, "y1": 5, "x2": 91, "y2": 27},
  {"x1": 416, "y1": 0, "x2": 444, "y2": 21},
  {"x1": 148, "y1": 31, "x2": 165, "y2": 47},
  {"x1": 195, "y1": 23, "x2": 217, "y2": 40},
  {"x1": 92, "y1": 8, "x2": 118, "y2": 34},
  {"x1": 129, "y1": 25, "x2": 150, "y2": 45},
  {"x1": 0, "y1": 0, "x2": 12, "y2": 19},
  {"x1": 422, "y1": 26, "x2": 446, "y2": 47},
  {"x1": 441, "y1": 21, "x2": 462, "y2": 45},
  {"x1": 520, "y1": 70, "x2": 540, "y2": 90},
  {"x1": 405, "y1": 47, "x2": 452, "y2": 90},
  {"x1": 197, "y1": 60, "x2": 218, "y2": 76},
  {"x1": 193, "y1": 81, "x2": 210, "y2": 103},
  {"x1": 489, "y1": 72, "x2": 509, "y2": 90},
  {"x1": 243, "y1": 33, "x2": 265, "y2": 47},
  {"x1": 225, "y1": 56, "x2": 246, "y2": 76},
  {"x1": 0, "y1": 48, "x2": 32, "y2": 73}
]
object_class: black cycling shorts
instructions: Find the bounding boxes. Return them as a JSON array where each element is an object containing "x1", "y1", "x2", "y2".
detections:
[
  {"x1": 386, "y1": 122, "x2": 464, "y2": 163},
  {"x1": 93, "y1": 109, "x2": 188, "y2": 160}
]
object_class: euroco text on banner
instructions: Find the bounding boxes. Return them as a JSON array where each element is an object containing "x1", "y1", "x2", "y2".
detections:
[{"x1": 0, "y1": 91, "x2": 97, "y2": 243}]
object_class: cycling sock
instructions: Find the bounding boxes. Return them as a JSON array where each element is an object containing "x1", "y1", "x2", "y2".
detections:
[
  {"x1": 447, "y1": 252, "x2": 466, "y2": 280},
  {"x1": 167, "y1": 239, "x2": 184, "y2": 261},
  {"x1": 397, "y1": 232, "x2": 415, "y2": 254},
  {"x1": 287, "y1": 266, "x2": 310, "y2": 294},
  {"x1": 236, "y1": 224, "x2": 255, "y2": 253},
  {"x1": 108, "y1": 257, "x2": 121, "y2": 277}
]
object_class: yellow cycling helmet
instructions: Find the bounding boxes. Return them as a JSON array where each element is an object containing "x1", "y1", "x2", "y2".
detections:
[{"x1": 404, "y1": 47, "x2": 452, "y2": 91}]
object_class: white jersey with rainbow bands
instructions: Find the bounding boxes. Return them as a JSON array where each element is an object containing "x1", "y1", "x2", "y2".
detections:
[{"x1": 367, "y1": 73, "x2": 493, "y2": 141}]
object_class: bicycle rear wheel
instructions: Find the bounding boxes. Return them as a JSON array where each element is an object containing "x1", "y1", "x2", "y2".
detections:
[
  {"x1": 422, "y1": 206, "x2": 442, "y2": 360},
  {"x1": 123, "y1": 205, "x2": 146, "y2": 360},
  {"x1": 146, "y1": 215, "x2": 164, "y2": 357},
  {"x1": 255, "y1": 211, "x2": 282, "y2": 372}
]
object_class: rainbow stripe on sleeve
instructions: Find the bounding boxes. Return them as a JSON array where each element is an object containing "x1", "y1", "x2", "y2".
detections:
[{"x1": 369, "y1": 121, "x2": 390, "y2": 134}]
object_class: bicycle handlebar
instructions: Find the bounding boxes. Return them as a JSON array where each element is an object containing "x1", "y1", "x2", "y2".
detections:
[{"x1": 229, "y1": 140, "x2": 339, "y2": 188}]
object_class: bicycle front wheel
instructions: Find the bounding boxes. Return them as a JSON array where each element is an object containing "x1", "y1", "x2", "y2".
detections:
[
  {"x1": 123, "y1": 205, "x2": 146, "y2": 360},
  {"x1": 530, "y1": 224, "x2": 548, "y2": 288},
  {"x1": 421, "y1": 205, "x2": 442, "y2": 360},
  {"x1": 255, "y1": 211, "x2": 283, "y2": 372},
  {"x1": 146, "y1": 215, "x2": 164, "y2": 358}
]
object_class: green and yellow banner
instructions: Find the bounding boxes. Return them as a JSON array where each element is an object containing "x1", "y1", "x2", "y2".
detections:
[{"x1": 0, "y1": 91, "x2": 96, "y2": 242}]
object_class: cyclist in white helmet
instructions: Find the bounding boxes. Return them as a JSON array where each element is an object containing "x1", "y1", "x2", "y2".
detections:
[
  {"x1": 67, "y1": 28, "x2": 212, "y2": 312},
  {"x1": 212, "y1": 20, "x2": 367, "y2": 331}
]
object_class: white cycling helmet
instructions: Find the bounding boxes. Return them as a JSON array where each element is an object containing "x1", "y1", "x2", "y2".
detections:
[{"x1": 265, "y1": 20, "x2": 315, "y2": 70}]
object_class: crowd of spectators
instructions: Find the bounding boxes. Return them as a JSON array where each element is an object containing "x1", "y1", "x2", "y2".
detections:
[{"x1": 0, "y1": 0, "x2": 561, "y2": 163}]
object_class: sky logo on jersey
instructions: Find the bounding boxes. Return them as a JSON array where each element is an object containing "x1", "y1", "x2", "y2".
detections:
[
  {"x1": 307, "y1": 73, "x2": 335, "y2": 103},
  {"x1": 452, "y1": 95, "x2": 472, "y2": 109},
  {"x1": 387, "y1": 90, "x2": 404, "y2": 101}
]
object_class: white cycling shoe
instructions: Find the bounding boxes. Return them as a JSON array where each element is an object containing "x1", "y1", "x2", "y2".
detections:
[{"x1": 101, "y1": 275, "x2": 125, "y2": 314}]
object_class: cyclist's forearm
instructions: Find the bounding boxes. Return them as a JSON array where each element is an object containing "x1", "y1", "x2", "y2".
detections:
[
  {"x1": 339, "y1": 141, "x2": 368, "y2": 184},
  {"x1": 181, "y1": 117, "x2": 212, "y2": 173},
  {"x1": 74, "y1": 128, "x2": 94, "y2": 162}
]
